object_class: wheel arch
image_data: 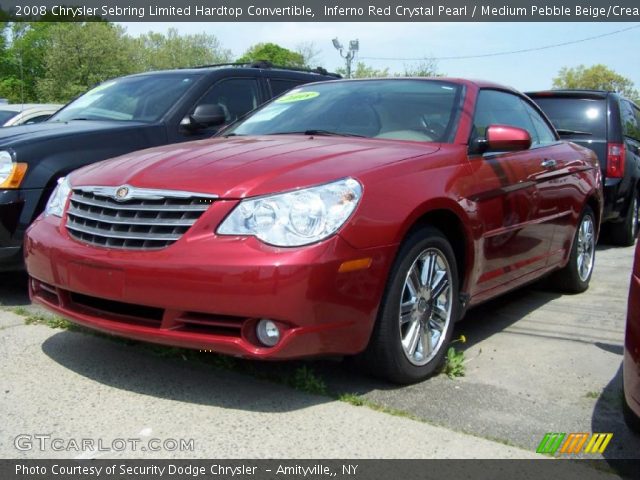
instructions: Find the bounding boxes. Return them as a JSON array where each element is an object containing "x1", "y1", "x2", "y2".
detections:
[{"x1": 397, "y1": 204, "x2": 475, "y2": 295}]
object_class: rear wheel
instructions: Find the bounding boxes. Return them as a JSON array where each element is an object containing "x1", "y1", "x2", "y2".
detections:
[
  {"x1": 551, "y1": 206, "x2": 596, "y2": 293},
  {"x1": 623, "y1": 387, "x2": 640, "y2": 434},
  {"x1": 611, "y1": 190, "x2": 640, "y2": 246},
  {"x1": 362, "y1": 226, "x2": 460, "y2": 384}
]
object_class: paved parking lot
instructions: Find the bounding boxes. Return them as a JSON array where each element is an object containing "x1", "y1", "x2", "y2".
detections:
[{"x1": 0, "y1": 244, "x2": 639, "y2": 462}]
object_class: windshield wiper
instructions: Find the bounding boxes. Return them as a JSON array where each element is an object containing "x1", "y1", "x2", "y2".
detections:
[
  {"x1": 556, "y1": 128, "x2": 593, "y2": 136},
  {"x1": 266, "y1": 130, "x2": 365, "y2": 138}
]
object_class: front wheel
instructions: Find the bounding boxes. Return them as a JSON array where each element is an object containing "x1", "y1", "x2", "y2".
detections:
[
  {"x1": 551, "y1": 206, "x2": 596, "y2": 293},
  {"x1": 362, "y1": 226, "x2": 460, "y2": 384}
]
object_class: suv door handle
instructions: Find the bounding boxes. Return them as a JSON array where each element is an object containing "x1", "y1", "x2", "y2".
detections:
[{"x1": 541, "y1": 159, "x2": 557, "y2": 169}]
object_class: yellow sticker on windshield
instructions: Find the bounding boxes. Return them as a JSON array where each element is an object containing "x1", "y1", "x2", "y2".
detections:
[{"x1": 276, "y1": 91, "x2": 319, "y2": 103}]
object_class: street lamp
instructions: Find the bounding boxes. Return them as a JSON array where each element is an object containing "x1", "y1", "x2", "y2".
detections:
[{"x1": 332, "y1": 37, "x2": 359, "y2": 78}]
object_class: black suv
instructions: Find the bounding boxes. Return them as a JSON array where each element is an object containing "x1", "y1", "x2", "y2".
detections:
[
  {"x1": 0, "y1": 63, "x2": 339, "y2": 270},
  {"x1": 528, "y1": 90, "x2": 640, "y2": 245}
]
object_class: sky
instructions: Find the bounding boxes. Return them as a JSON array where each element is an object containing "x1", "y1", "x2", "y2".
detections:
[{"x1": 120, "y1": 22, "x2": 640, "y2": 92}]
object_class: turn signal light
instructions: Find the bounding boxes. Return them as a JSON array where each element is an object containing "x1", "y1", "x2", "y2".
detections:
[{"x1": 0, "y1": 162, "x2": 28, "y2": 188}]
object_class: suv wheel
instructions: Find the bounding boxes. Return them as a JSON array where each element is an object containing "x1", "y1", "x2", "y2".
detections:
[{"x1": 611, "y1": 190, "x2": 640, "y2": 246}]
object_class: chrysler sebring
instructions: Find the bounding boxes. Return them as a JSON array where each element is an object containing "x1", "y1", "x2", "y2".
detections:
[{"x1": 24, "y1": 79, "x2": 602, "y2": 383}]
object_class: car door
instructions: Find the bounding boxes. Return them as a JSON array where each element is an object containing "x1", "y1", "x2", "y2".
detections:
[
  {"x1": 520, "y1": 97, "x2": 589, "y2": 266},
  {"x1": 466, "y1": 89, "x2": 559, "y2": 294}
]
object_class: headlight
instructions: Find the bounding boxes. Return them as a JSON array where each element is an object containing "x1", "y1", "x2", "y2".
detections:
[
  {"x1": 0, "y1": 150, "x2": 28, "y2": 189},
  {"x1": 44, "y1": 177, "x2": 72, "y2": 217},
  {"x1": 218, "y1": 178, "x2": 362, "y2": 247}
]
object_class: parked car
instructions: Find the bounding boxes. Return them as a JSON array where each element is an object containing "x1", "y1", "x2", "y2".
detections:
[
  {"x1": 624, "y1": 240, "x2": 640, "y2": 432},
  {"x1": 528, "y1": 90, "x2": 640, "y2": 246},
  {"x1": 0, "y1": 104, "x2": 62, "y2": 127},
  {"x1": 0, "y1": 63, "x2": 339, "y2": 271},
  {"x1": 25, "y1": 78, "x2": 602, "y2": 383}
]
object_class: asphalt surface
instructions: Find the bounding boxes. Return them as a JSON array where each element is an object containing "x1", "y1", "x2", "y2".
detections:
[{"x1": 0, "y1": 243, "x2": 639, "y2": 463}]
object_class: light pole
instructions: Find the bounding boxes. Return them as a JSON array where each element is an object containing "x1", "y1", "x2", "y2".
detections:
[{"x1": 332, "y1": 38, "x2": 359, "y2": 78}]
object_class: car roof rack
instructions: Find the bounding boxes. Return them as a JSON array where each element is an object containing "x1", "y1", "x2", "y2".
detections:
[{"x1": 189, "y1": 61, "x2": 341, "y2": 78}]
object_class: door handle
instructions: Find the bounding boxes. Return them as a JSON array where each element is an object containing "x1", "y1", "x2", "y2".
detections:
[{"x1": 541, "y1": 159, "x2": 557, "y2": 169}]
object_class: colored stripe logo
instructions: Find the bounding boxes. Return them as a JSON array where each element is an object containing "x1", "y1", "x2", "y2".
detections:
[{"x1": 536, "y1": 432, "x2": 613, "y2": 455}]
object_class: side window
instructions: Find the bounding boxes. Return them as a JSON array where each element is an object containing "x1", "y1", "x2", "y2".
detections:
[
  {"x1": 472, "y1": 90, "x2": 538, "y2": 145},
  {"x1": 24, "y1": 114, "x2": 52, "y2": 125},
  {"x1": 195, "y1": 78, "x2": 260, "y2": 124},
  {"x1": 621, "y1": 100, "x2": 640, "y2": 142},
  {"x1": 522, "y1": 100, "x2": 557, "y2": 146},
  {"x1": 269, "y1": 79, "x2": 303, "y2": 98}
]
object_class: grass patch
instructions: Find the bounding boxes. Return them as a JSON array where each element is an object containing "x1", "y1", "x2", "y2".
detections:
[
  {"x1": 442, "y1": 346, "x2": 465, "y2": 379},
  {"x1": 338, "y1": 392, "x2": 365, "y2": 406},
  {"x1": 585, "y1": 390, "x2": 600, "y2": 399},
  {"x1": 23, "y1": 312, "x2": 73, "y2": 330},
  {"x1": 12, "y1": 306, "x2": 30, "y2": 316}
]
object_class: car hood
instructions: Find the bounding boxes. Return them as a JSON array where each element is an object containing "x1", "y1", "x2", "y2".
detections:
[
  {"x1": 71, "y1": 135, "x2": 440, "y2": 198},
  {"x1": 0, "y1": 120, "x2": 151, "y2": 146}
]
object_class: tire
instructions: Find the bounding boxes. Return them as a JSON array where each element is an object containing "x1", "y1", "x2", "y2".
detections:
[
  {"x1": 611, "y1": 190, "x2": 639, "y2": 246},
  {"x1": 361, "y1": 226, "x2": 460, "y2": 384},
  {"x1": 623, "y1": 390, "x2": 640, "y2": 434},
  {"x1": 551, "y1": 206, "x2": 596, "y2": 294}
]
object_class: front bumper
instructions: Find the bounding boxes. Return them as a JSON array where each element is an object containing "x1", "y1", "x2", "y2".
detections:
[
  {"x1": 25, "y1": 211, "x2": 396, "y2": 359},
  {"x1": 0, "y1": 188, "x2": 46, "y2": 270},
  {"x1": 624, "y1": 273, "x2": 640, "y2": 419}
]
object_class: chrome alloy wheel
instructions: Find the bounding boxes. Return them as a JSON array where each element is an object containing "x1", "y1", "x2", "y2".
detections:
[
  {"x1": 399, "y1": 248, "x2": 453, "y2": 366},
  {"x1": 576, "y1": 214, "x2": 595, "y2": 282}
]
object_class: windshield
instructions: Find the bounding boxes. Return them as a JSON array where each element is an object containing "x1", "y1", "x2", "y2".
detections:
[
  {"x1": 230, "y1": 80, "x2": 463, "y2": 142},
  {"x1": 0, "y1": 110, "x2": 18, "y2": 125},
  {"x1": 532, "y1": 97, "x2": 607, "y2": 139},
  {"x1": 51, "y1": 73, "x2": 201, "y2": 123}
]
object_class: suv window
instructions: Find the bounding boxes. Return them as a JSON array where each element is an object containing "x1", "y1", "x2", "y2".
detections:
[
  {"x1": 195, "y1": 78, "x2": 260, "y2": 124},
  {"x1": 472, "y1": 90, "x2": 537, "y2": 144},
  {"x1": 531, "y1": 97, "x2": 607, "y2": 139},
  {"x1": 269, "y1": 79, "x2": 303, "y2": 97},
  {"x1": 621, "y1": 99, "x2": 640, "y2": 142}
]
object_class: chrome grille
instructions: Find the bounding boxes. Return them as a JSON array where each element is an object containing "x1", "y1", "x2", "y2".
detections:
[{"x1": 66, "y1": 186, "x2": 216, "y2": 250}]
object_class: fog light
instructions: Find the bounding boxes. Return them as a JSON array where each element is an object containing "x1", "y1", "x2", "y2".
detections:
[{"x1": 256, "y1": 319, "x2": 280, "y2": 347}]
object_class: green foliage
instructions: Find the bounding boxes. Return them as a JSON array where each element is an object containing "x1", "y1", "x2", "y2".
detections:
[
  {"x1": 23, "y1": 312, "x2": 72, "y2": 329},
  {"x1": 338, "y1": 392, "x2": 365, "y2": 406},
  {"x1": 36, "y1": 23, "x2": 136, "y2": 102},
  {"x1": 400, "y1": 59, "x2": 443, "y2": 78},
  {"x1": 130, "y1": 28, "x2": 232, "y2": 71},
  {"x1": 0, "y1": 22, "x2": 232, "y2": 104},
  {"x1": 237, "y1": 42, "x2": 305, "y2": 68},
  {"x1": 286, "y1": 365, "x2": 327, "y2": 395},
  {"x1": 337, "y1": 61, "x2": 390, "y2": 79},
  {"x1": 553, "y1": 64, "x2": 639, "y2": 103},
  {"x1": 443, "y1": 346, "x2": 465, "y2": 379}
]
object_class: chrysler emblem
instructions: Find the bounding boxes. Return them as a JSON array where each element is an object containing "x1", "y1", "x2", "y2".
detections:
[{"x1": 114, "y1": 186, "x2": 130, "y2": 201}]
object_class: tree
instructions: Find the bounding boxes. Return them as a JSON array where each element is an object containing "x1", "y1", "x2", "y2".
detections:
[
  {"x1": 237, "y1": 43, "x2": 305, "y2": 68},
  {"x1": 295, "y1": 41, "x2": 321, "y2": 68},
  {"x1": 0, "y1": 23, "x2": 59, "y2": 102},
  {"x1": 36, "y1": 23, "x2": 136, "y2": 102},
  {"x1": 553, "y1": 64, "x2": 639, "y2": 103},
  {"x1": 336, "y1": 62, "x2": 389, "y2": 79},
  {"x1": 130, "y1": 28, "x2": 231, "y2": 71},
  {"x1": 401, "y1": 59, "x2": 443, "y2": 77}
]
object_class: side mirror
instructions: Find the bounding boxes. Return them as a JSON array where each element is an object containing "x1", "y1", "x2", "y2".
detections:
[
  {"x1": 483, "y1": 125, "x2": 532, "y2": 153},
  {"x1": 185, "y1": 104, "x2": 227, "y2": 130}
]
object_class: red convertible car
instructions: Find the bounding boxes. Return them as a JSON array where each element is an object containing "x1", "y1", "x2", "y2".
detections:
[
  {"x1": 625, "y1": 240, "x2": 640, "y2": 432},
  {"x1": 24, "y1": 79, "x2": 602, "y2": 383}
]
